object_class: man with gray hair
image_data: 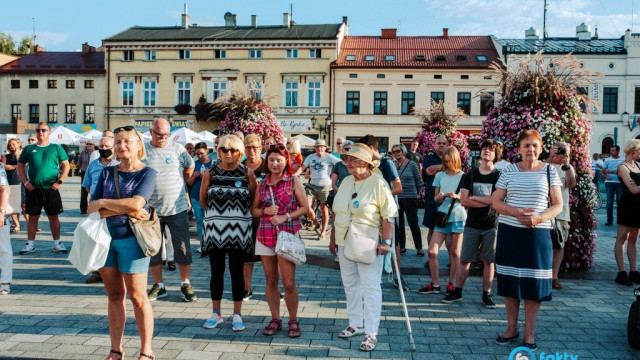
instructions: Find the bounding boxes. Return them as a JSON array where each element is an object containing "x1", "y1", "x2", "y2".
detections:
[
  {"x1": 145, "y1": 118, "x2": 196, "y2": 302},
  {"x1": 332, "y1": 137, "x2": 346, "y2": 158}
]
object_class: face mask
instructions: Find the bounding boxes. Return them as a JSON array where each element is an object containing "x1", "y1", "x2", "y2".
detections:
[{"x1": 99, "y1": 149, "x2": 113, "y2": 158}]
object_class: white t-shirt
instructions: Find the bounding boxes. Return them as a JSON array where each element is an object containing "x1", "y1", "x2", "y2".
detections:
[
  {"x1": 303, "y1": 153, "x2": 340, "y2": 187},
  {"x1": 602, "y1": 156, "x2": 625, "y2": 183},
  {"x1": 552, "y1": 164, "x2": 575, "y2": 221}
]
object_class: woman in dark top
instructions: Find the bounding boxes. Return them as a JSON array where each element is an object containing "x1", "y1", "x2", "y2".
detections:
[
  {"x1": 88, "y1": 127, "x2": 157, "y2": 360},
  {"x1": 4, "y1": 138, "x2": 24, "y2": 232},
  {"x1": 391, "y1": 143, "x2": 423, "y2": 255}
]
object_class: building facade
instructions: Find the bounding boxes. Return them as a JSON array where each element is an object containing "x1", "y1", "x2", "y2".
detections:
[
  {"x1": 102, "y1": 8, "x2": 347, "y2": 140},
  {"x1": 0, "y1": 44, "x2": 105, "y2": 133},
  {"x1": 331, "y1": 29, "x2": 501, "y2": 153},
  {"x1": 496, "y1": 24, "x2": 640, "y2": 155}
]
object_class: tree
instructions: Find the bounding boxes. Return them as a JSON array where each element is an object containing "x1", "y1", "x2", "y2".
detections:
[
  {"x1": 16, "y1": 35, "x2": 34, "y2": 55},
  {"x1": 482, "y1": 52, "x2": 601, "y2": 271},
  {"x1": 0, "y1": 32, "x2": 16, "y2": 54}
]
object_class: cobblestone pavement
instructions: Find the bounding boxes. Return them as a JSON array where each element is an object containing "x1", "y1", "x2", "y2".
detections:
[{"x1": 0, "y1": 176, "x2": 638, "y2": 359}]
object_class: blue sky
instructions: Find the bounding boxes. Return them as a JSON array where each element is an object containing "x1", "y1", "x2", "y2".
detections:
[{"x1": 2, "y1": 0, "x2": 637, "y2": 51}]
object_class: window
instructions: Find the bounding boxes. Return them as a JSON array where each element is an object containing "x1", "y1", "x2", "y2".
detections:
[
  {"x1": 457, "y1": 92, "x2": 471, "y2": 115},
  {"x1": 434, "y1": 74, "x2": 442, "y2": 79},
  {"x1": 480, "y1": 92, "x2": 495, "y2": 116},
  {"x1": 349, "y1": 74, "x2": 358, "y2": 78},
  {"x1": 212, "y1": 81, "x2": 227, "y2": 101},
  {"x1": 84, "y1": 80, "x2": 94, "y2": 89},
  {"x1": 284, "y1": 81, "x2": 299, "y2": 107},
  {"x1": 177, "y1": 81, "x2": 191, "y2": 105},
  {"x1": 365, "y1": 55, "x2": 375, "y2": 61},
  {"x1": 603, "y1": 87, "x2": 618, "y2": 114},
  {"x1": 143, "y1": 81, "x2": 157, "y2": 106},
  {"x1": 435, "y1": 55, "x2": 446, "y2": 61},
  {"x1": 65, "y1": 104, "x2": 76, "y2": 123},
  {"x1": 602, "y1": 136, "x2": 614, "y2": 155},
  {"x1": 10, "y1": 80, "x2": 19, "y2": 89},
  {"x1": 377, "y1": 74, "x2": 385, "y2": 79},
  {"x1": 249, "y1": 49, "x2": 262, "y2": 59},
  {"x1": 401, "y1": 92, "x2": 415, "y2": 115},
  {"x1": 456, "y1": 55, "x2": 467, "y2": 61},
  {"x1": 286, "y1": 49, "x2": 298, "y2": 58},
  {"x1": 47, "y1": 80, "x2": 57, "y2": 89},
  {"x1": 461, "y1": 75, "x2": 469, "y2": 80},
  {"x1": 47, "y1": 104, "x2": 58, "y2": 123},
  {"x1": 415, "y1": 55, "x2": 426, "y2": 61},
  {"x1": 179, "y1": 49, "x2": 190, "y2": 59},
  {"x1": 476, "y1": 55, "x2": 488, "y2": 62},
  {"x1": 345, "y1": 55, "x2": 356, "y2": 61},
  {"x1": 29, "y1": 80, "x2": 38, "y2": 89},
  {"x1": 346, "y1": 91, "x2": 360, "y2": 114},
  {"x1": 122, "y1": 50, "x2": 134, "y2": 61},
  {"x1": 578, "y1": 87, "x2": 588, "y2": 112},
  {"x1": 122, "y1": 81, "x2": 134, "y2": 106},
  {"x1": 405, "y1": 74, "x2": 413, "y2": 79},
  {"x1": 29, "y1": 104, "x2": 39, "y2": 123},
  {"x1": 309, "y1": 49, "x2": 322, "y2": 58},
  {"x1": 66, "y1": 80, "x2": 75, "y2": 89},
  {"x1": 374, "y1": 91, "x2": 387, "y2": 115},
  {"x1": 214, "y1": 49, "x2": 226, "y2": 59},
  {"x1": 431, "y1": 92, "x2": 445, "y2": 103},
  {"x1": 385, "y1": 55, "x2": 396, "y2": 61},
  {"x1": 308, "y1": 81, "x2": 321, "y2": 107},
  {"x1": 247, "y1": 79, "x2": 263, "y2": 101},
  {"x1": 635, "y1": 88, "x2": 640, "y2": 114},
  {"x1": 11, "y1": 104, "x2": 21, "y2": 121},
  {"x1": 144, "y1": 50, "x2": 156, "y2": 61},
  {"x1": 84, "y1": 104, "x2": 95, "y2": 123}
]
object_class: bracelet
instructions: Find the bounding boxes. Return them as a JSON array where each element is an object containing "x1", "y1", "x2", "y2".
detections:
[{"x1": 286, "y1": 213, "x2": 292, "y2": 222}]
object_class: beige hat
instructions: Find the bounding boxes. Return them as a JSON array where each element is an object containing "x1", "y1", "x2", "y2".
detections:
[
  {"x1": 340, "y1": 143, "x2": 375, "y2": 166},
  {"x1": 314, "y1": 139, "x2": 327, "y2": 147}
]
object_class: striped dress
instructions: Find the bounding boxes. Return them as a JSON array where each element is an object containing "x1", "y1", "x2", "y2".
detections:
[{"x1": 495, "y1": 163, "x2": 561, "y2": 301}]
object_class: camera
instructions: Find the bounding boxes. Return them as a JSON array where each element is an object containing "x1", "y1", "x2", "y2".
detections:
[{"x1": 557, "y1": 147, "x2": 566, "y2": 155}]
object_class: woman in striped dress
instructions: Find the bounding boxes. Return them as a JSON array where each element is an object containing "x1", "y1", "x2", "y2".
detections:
[{"x1": 491, "y1": 130, "x2": 563, "y2": 351}]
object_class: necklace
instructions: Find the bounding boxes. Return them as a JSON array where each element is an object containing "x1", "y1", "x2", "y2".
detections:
[{"x1": 396, "y1": 159, "x2": 407, "y2": 169}]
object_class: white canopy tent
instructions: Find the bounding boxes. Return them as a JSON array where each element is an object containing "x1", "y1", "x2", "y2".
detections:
[
  {"x1": 49, "y1": 126, "x2": 83, "y2": 145},
  {"x1": 78, "y1": 129, "x2": 103, "y2": 145},
  {"x1": 293, "y1": 134, "x2": 316, "y2": 148},
  {"x1": 140, "y1": 130, "x2": 152, "y2": 143},
  {"x1": 170, "y1": 128, "x2": 205, "y2": 145},
  {"x1": 198, "y1": 131, "x2": 217, "y2": 148}
]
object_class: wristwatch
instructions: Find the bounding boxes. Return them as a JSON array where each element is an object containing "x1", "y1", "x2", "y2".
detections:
[
  {"x1": 381, "y1": 239, "x2": 392, "y2": 246},
  {"x1": 561, "y1": 165, "x2": 571, "y2": 171},
  {"x1": 56, "y1": 179, "x2": 63, "y2": 184},
  {"x1": 0, "y1": 209, "x2": 5, "y2": 214}
]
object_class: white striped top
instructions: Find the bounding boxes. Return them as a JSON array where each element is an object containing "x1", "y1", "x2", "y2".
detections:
[{"x1": 495, "y1": 163, "x2": 561, "y2": 229}]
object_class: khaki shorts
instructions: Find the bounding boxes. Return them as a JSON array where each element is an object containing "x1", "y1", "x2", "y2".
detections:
[
  {"x1": 305, "y1": 183, "x2": 332, "y2": 204},
  {"x1": 552, "y1": 219, "x2": 571, "y2": 249}
]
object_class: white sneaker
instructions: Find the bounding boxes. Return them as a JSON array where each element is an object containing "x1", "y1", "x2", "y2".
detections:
[
  {"x1": 53, "y1": 243, "x2": 68, "y2": 254},
  {"x1": 202, "y1": 313, "x2": 223, "y2": 329},
  {"x1": 232, "y1": 313, "x2": 245, "y2": 331},
  {"x1": 18, "y1": 243, "x2": 35, "y2": 255},
  {"x1": 0, "y1": 284, "x2": 10, "y2": 295}
]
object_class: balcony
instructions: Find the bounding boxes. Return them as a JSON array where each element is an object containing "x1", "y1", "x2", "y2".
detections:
[
  {"x1": 108, "y1": 107, "x2": 195, "y2": 117},
  {"x1": 273, "y1": 107, "x2": 330, "y2": 116}
]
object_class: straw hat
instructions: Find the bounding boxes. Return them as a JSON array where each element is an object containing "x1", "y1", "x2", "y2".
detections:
[
  {"x1": 314, "y1": 139, "x2": 327, "y2": 146},
  {"x1": 340, "y1": 143, "x2": 375, "y2": 166}
]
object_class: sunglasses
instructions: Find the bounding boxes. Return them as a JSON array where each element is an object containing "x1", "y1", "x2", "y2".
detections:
[
  {"x1": 114, "y1": 126, "x2": 135, "y2": 133},
  {"x1": 269, "y1": 144, "x2": 286, "y2": 151},
  {"x1": 343, "y1": 147, "x2": 351, "y2": 152},
  {"x1": 35, "y1": 129, "x2": 48, "y2": 133},
  {"x1": 220, "y1": 147, "x2": 238, "y2": 154},
  {"x1": 392, "y1": 150, "x2": 403, "y2": 154},
  {"x1": 28, "y1": 139, "x2": 36, "y2": 142},
  {"x1": 150, "y1": 129, "x2": 170, "y2": 138},
  {"x1": 337, "y1": 142, "x2": 343, "y2": 145}
]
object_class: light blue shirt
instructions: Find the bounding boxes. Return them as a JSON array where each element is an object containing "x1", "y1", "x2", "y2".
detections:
[{"x1": 82, "y1": 158, "x2": 120, "y2": 195}]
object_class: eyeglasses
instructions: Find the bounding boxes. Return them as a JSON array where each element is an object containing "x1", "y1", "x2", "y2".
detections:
[
  {"x1": 114, "y1": 126, "x2": 135, "y2": 133},
  {"x1": 392, "y1": 150, "x2": 403, "y2": 154},
  {"x1": 245, "y1": 145, "x2": 261, "y2": 151},
  {"x1": 220, "y1": 147, "x2": 238, "y2": 154},
  {"x1": 337, "y1": 142, "x2": 343, "y2": 146},
  {"x1": 87, "y1": 143, "x2": 95, "y2": 146},
  {"x1": 343, "y1": 147, "x2": 351, "y2": 152},
  {"x1": 28, "y1": 138, "x2": 36, "y2": 142},
  {"x1": 150, "y1": 129, "x2": 170, "y2": 138},
  {"x1": 35, "y1": 129, "x2": 48, "y2": 133},
  {"x1": 269, "y1": 144, "x2": 286, "y2": 151}
]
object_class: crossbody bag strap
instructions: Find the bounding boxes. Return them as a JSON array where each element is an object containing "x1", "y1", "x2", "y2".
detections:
[
  {"x1": 112, "y1": 167, "x2": 122, "y2": 199},
  {"x1": 469, "y1": 169, "x2": 474, "y2": 196},
  {"x1": 444, "y1": 174, "x2": 464, "y2": 219},
  {"x1": 547, "y1": 164, "x2": 557, "y2": 230}
]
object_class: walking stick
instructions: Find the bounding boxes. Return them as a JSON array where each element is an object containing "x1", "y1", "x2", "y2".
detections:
[{"x1": 390, "y1": 220, "x2": 416, "y2": 351}]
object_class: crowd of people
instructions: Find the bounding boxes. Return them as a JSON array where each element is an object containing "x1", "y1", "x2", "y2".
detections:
[{"x1": 2, "y1": 120, "x2": 640, "y2": 357}]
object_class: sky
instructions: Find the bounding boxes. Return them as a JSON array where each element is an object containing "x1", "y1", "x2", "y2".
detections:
[{"x1": 1, "y1": 0, "x2": 638, "y2": 51}]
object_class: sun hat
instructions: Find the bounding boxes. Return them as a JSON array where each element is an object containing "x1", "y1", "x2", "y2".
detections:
[
  {"x1": 340, "y1": 143, "x2": 375, "y2": 166},
  {"x1": 314, "y1": 139, "x2": 327, "y2": 147}
]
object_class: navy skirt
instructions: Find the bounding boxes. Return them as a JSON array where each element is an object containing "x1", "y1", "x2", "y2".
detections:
[{"x1": 495, "y1": 223, "x2": 552, "y2": 301}]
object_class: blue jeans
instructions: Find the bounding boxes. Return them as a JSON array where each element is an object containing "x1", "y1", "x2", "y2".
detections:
[
  {"x1": 605, "y1": 182, "x2": 623, "y2": 223},
  {"x1": 191, "y1": 197, "x2": 205, "y2": 244}
]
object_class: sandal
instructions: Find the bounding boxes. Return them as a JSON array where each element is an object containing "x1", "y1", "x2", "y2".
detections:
[
  {"x1": 338, "y1": 326, "x2": 365, "y2": 338},
  {"x1": 359, "y1": 334, "x2": 377, "y2": 351},
  {"x1": 288, "y1": 319, "x2": 301, "y2": 338},
  {"x1": 399, "y1": 248, "x2": 407, "y2": 254},
  {"x1": 10, "y1": 226, "x2": 20, "y2": 233},
  {"x1": 139, "y1": 352, "x2": 155, "y2": 360},
  {"x1": 263, "y1": 318, "x2": 282, "y2": 336},
  {"x1": 107, "y1": 350, "x2": 123, "y2": 360}
]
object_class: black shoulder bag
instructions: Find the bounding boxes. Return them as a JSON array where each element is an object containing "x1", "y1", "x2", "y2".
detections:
[
  {"x1": 547, "y1": 165, "x2": 562, "y2": 247},
  {"x1": 431, "y1": 174, "x2": 463, "y2": 228}
]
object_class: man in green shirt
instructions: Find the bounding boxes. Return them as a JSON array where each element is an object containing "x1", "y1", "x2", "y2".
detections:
[{"x1": 17, "y1": 123, "x2": 70, "y2": 255}]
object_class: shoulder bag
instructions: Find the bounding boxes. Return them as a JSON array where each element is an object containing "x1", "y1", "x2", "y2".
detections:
[
  {"x1": 431, "y1": 174, "x2": 463, "y2": 228},
  {"x1": 343, "y1": 179, "x2": 379, "y2": 264},
  {"x1": 113, "y1": 167, "x2": 162, "y2": 257},
  {"x1": 546, "y1": 165, "x2": 563, "y2": 247},
  {"x1": 270, "y1": 183, "x2": 306, "y2": 265}
]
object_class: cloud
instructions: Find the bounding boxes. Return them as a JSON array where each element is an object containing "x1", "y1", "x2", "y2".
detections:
[{"x1": 4, "y1": 30, "x2": 68, "y2": 47}]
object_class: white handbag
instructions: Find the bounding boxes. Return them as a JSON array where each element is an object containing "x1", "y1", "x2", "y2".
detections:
[
  {"x1": 68, "y1": 212, "x2": 112, "y2": 275},
  {"x1": 269, "y1": 185, "x2": 306, "y2": 265},
  {"x1": 343, "y1": 221, "x2": 379, "y2": 264}
]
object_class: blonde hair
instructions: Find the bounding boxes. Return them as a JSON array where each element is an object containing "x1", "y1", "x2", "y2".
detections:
[
  {"x1": 623, "y1": 139, "x2": 640, "y2": 157},
  {"x1": 115, "y1": 130, "x2": 146, "y2": 161},
  {"x1": 441, "y1": 146, "x2": 462, "y2": 172},
  {"x1": 244, "y1": 134, "x2": 261, "y2": 147},
  {"x1": 287, "y1": 138, "x2": 301, "y2": 155},
  {"x1": 217, "y1": 135, "x2": 245, "y2": 162},
  {"x1": 6, "y1": 138, "x2": 22, "y2": 152}
]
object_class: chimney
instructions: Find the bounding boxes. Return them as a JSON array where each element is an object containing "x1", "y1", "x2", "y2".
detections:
[
  {"x1": 283, "y1": 13, "x2": 291, "y2": 28},
  {"x1": 82, "y1": 42, "x2": 96, "y2": 54},
  {"x1": 224, "y1": 12, "x2": 237, "y2": 27},
  {"x1": 342, "y1": 16, "x2": 348, "y2": 24},
  {"x1": 381, "y1": 28, "x2": 397, "y2": 39},
  {"x1": 576, "y1": 23, "x2": 591, "y2": 40},
  {"x1": 593, "y1": 25, "x2": 599, "y2": 39},
  {"x1": 442, "y1": 28, "x2": 449, "y2": 39},
  {"x1": 182, "y1": 3, "x2": 190, "y2": 29},
  {"x1": 525, "y1": 27, "x2": 539, "y2": 40},
  {"x1": 625, "y1": 28, "x2": 632, "y2": 49},
  {"x1": 33, "y1": 45, "x2": 44, "y2": 53},
  {"x1": 251, "y1": 15, "x2": 257, "y2": 28}
]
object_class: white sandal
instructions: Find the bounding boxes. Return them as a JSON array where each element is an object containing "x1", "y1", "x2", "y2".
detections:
[
  {"x1": 338, "y1": 326, "x2": 365, "y2": 338},
  {"x1": 360, "y1": 334, "x2": 377, "y2": 351}
]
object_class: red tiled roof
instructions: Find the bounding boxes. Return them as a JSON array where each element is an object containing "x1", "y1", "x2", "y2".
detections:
[
  {"x1": 333, "y1": 36, "x2": 500, "y2": 69},
  {"x1": 0, "y1": 51, "x2": 105, "y2": 74}
]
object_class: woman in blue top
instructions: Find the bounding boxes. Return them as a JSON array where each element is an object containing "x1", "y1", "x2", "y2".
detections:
[
  {"x1": 421, "y1": 146, "x2": 466, "y2": 296},
  {"x1": 88, "y1": 126, "x2": 157, "y2": 360}
]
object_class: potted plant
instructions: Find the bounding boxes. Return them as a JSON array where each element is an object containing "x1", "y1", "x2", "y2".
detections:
[{"x1": 174, "y1": 104, "x2": 192, "y2": 115}]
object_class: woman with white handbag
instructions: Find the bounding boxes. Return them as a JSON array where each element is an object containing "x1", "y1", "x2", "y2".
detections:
[
  {"x1": 329, "y1": 143, "x2": 398, "y2": 352},
  {"x1": 251, "y1": 144, "x2": 309, "y2": 338}
]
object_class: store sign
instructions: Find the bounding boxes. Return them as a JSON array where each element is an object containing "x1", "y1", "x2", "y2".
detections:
[
  {"x1": 278, "y1": 119, "x2": 313, "y2": 133},
  {"x1": 131, "y1": 119, "x2": 194, "y2": 132}
]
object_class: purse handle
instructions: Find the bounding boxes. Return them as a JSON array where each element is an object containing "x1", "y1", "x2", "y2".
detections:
[
  {"x1": 267, "y1": 181, "x2": 292, "y2": 231},
  {"x1": 546, "y1": 164, "x2": 558, "y2": 230},
  {"x1": 112, "y1": 166, "x2": 155, "y2": 219}
]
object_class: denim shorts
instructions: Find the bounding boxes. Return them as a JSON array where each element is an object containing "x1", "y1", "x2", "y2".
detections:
[
  {"x1": 104, "y1": 236, "x2": 150, "y2": 274},
  {"x1": 434, "y1": 221, "x2": 465, "y2": 235}
]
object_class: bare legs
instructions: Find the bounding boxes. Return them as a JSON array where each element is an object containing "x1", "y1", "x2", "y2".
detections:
[
  {"x1": 615, "y1": 225, "x2": 640, "y2": 272},
  {"x1": 501, "y1": 297, "x2": 541, "y2": 344},
  {"x1": 261, "y1": 255, "x2": 298, "y2": 321},
  {"x1": 427, "y1": 231, "x2": 462, "y2": 286}
]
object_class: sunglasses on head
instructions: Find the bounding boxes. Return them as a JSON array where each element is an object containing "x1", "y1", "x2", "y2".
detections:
[
  {"x1": 114, "y1": 126, "x2": 135, "y2": 133},
  {"x1": 35, "y1": 129, "x2": 48, "y2": 133},
  {"x1": 269, "y1": 144, "x2": 286, "y2": 151},
  {"x1": 220, "y1": 147, "x2": 238, "y2": 154}
]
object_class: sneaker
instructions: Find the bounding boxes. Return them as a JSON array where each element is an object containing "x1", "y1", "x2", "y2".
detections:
[
  {"x1": 630, "y1": 271, "x2": 640, "y2": 283},
  {"x1": 393, "y1": 274, "x2": 409, "y2": 291},
  {"x1": 482, "y1": 292, "x2": 496, "y2": 309},
  {"x1": 442, "y1": 288, "x2": 462, "y2": 303},
  {"x1": 232, "y1": 313, "x2": 245, "y2": 331},
  {"x1": 616, "y1": 271, "x2": 633, "y2": 286},
  {"x1": 418, "y1": 283, "x2": 441, "y2": 294},
  {"x1": 280, "y1": 293, "x2": 285, "y2": 302},
  {"x1": 148, "y1": 284, "x2": 167, "y2": 301},
  {"x1": 0, "y1": 284, "x2": 10, "y2": 295},
  {"x1": 242, "y1": 291, "x2": 253, "y2": 301},
  {"x1": 18, "y1": 243, "x2": 35, "y2": 255},
  {"x1": 181, "y1": 283, "x2": 198, "y2": 302},
  {"x1": 203, "y1": 312, "x2": 223, "y2": 329},
  {"x1": 53, "y1": 243, "x2": 68, "y2": 254},
  {"x1": 445, "y1": 283, "x2": 454, "y2": 296}
]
